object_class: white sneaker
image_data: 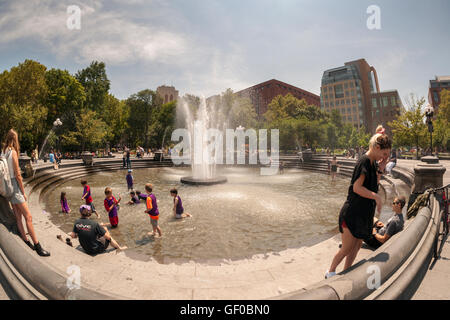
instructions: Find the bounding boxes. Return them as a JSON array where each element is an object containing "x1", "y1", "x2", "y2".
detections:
[{"x1": 325, "y1": 270, "x2": 336, "y2": 279}]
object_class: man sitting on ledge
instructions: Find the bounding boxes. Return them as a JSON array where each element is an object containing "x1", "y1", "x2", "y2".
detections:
[
  {"x1": 364, "y1": 196, "x2": 405, "y2": 249},
  {"x1": 69, "y1": 205, "x2": 127, "y2": 255}
]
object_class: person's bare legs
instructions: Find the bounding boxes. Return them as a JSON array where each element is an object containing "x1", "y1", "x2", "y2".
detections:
[
  {"x1": 328, "y1": 227, "x2": 358, "y2": 273},
  {"x1": 343, "y1": 239, "x2": 363, "y2": 270},
  {"x1": 12, "y1": 204, "x2": 27, "y2": 242},
  {"x1": 16, "y1": 202, "x2": 39, "y2": 244},
  {"x1": 102, "y1": 226, "x2": 126, "y2": 251}
]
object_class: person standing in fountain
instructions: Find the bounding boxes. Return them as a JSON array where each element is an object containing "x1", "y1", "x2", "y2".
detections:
[
  {"x1": 144, "y1": 184, "x2": 162, "y2": 237},
  {"x1": 325, "y1": 133, "x2": 391, "y2": 279},
  {"x1": 170, "y1": 188, "x2": 192, "y2": 219},
  {"x1": 1, "y1": 129, "x2": 50, "y2": 256},
  {"x1": 103, "y1": 187, "x2": 121, "y2": 228},
  {"x1": 330, "y1": 156, "x2": 339, "y2": 181},
  {"x1": 81, "y1": 180, "x2": 99, "y2": 218},
  {"x1": 126, "y1": 169, "x2": 133, "y2": 191},
  {"x1": 61, "y1": 191, "x2": 71, "y2": 214}
]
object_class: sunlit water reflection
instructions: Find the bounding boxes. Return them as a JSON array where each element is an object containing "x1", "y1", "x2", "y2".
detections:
[{"x1": 44, "y1": 167, "x2": 355, "y2": 262}]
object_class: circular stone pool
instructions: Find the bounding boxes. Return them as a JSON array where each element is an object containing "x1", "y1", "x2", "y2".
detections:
[{"x1": 43, "y1": 167, "x2": 349, "y2": 263}]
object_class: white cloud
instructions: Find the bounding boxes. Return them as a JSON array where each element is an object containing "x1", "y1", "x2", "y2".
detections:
[{"x1": 0, "y1": 1, "x2": 188, "y2": 65}]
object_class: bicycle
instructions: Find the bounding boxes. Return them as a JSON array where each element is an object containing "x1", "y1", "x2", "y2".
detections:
[{"x1": 432, "y1": 183, "x2": 449, "y2": 261}]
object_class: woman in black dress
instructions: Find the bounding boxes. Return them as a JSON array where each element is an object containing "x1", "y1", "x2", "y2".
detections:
[{"x1": 325, "y1": 133, "x2": 391, "y2": 278}]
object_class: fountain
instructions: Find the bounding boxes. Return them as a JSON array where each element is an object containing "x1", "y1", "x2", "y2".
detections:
[{"x1": 179, "y1": 97, "x2": 227, "y2": 185}]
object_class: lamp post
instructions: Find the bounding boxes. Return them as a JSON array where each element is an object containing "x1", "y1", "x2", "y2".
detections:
[
  {"x1": 53, "y1": 118, "x2": 63, "y2": 153},
  {"x1": 425, "y1": 105, "x2": 434, "y2": 156}
]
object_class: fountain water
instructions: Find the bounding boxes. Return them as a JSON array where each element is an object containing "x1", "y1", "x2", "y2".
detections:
[{"x1": 179, "y1": 97, "x2": 227, "y2": 185}]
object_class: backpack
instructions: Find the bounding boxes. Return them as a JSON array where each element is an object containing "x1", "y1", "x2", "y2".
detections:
[{"x1": 0, "y1": 151, "x2": 14, "y2": 198}]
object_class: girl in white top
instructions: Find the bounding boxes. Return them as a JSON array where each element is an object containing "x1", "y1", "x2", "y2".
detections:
[{"x1": 2, "y1": 129, "x2": 50, "y2": 256}]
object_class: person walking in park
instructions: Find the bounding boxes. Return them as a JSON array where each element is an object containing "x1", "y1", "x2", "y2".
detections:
[
  {"x1": 325, "y1": 133, "x2": 391, "y2": 279},
  {"x1": 69, "y1": 205, "x2": 127, "y2": 255},
  {"x1": 122, "y1": 147, "x2": 127, "y2": 168},
  {"x1": 2, "y1": 129, "x2": 50, "y2": 256},
  {"x1": 144, "y1": 183, "x2": 162, "y2": 237},
  {"x1": 126, "y1": 147, "x2": 131, "y2": 169}
]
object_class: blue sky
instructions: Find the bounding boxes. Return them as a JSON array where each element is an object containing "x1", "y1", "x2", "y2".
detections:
[{"x1": 0, "y1": 0, "x2": 449, "y2": 104}]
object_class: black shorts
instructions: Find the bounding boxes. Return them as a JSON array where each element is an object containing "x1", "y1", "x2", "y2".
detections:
[{"x1": 364, "y1": 234, "x2": 382, "y2": 249}]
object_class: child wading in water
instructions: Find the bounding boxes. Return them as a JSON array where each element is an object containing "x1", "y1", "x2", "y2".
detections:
[
  {"x1": 127, "y1": 191, "x2": 140, "y2": 205},
  {"x1": 81, "y1": 180, "x2": 99, "y2": 218},
  {"x1": 144, "y1": 183, "x2": 162, "y2": 237},
  {"x1": 60, "y1": 191, "x2": 71, "y2": 214},
  {"x1": 126, "y1": 169, "x2": 133, "y2": 191},
  {"x1": 330, "y1": 156, "x2": 339, "y2": 181},
  {"x1": 170, "y1": 188, "x2": 192, "y2": 219},
  {"x1": 104, "y1": 187, "x2": 121, "y2": 228}
]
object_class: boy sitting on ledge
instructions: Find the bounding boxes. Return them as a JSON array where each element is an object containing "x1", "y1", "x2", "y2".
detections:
[{"x1": 364, "y1": 196, "x2": 405, "y2": 249}]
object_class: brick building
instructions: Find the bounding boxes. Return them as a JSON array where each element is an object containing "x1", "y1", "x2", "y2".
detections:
[
  {"x1": 320, "y1": 58, "x2": 402, "y2": 134},
  {"x1": 370, "y1": 90, "x2": 403, "y2": 136},
  {"x1": 428, "y1": 76, "x2": 450, "y2": 114},
  {"x1": 157, "y1": 85, "x2": 179, "y2": 104},
  {"x1": 235, "y1": 79, "x2": 320, "y2": 118}
]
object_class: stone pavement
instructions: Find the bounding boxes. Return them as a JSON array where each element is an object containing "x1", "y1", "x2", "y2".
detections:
[{"x1": 409, "y1": 158, "x2": 450, "y2": 300}]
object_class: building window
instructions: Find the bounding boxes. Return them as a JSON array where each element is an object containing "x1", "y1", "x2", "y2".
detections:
[
  {"x1": 352, "y1": 98, "x2": 356, "y2": 104},
  {"x1": 336, "y1": 100, "x2": 340, "y2": 106},
  {"x1": 170, "y1": 94, "x2": 173, "y2": 101},
  {"x1": 345, "y1": 91, "x2": 349, "y2": 97},
  {"x1": 323, "y1": 87, "x2": 328, "y2": 93},
  {"x1": 382, "y1": 97, "x2": 388, "y2": 107},
  {"x1": 349, "y1": 82, "x2": 354, "y2": 88},
  {"x1": 346, "y1": 99, "x2": 350, "y2": 104},
  {"x1": 325, "y1": 102, "x2": 329, "y2": 107},
  {"x1": 391, "y1": 96, "x2": 396, "y2": 106},
  {"x1": 330, "y1": 102, "x2": 334, "y2": 107},
  {"x1": 347, "y1": 107, "x2": 351, "y2": 113},
  {"x1": 353, "y1": 107, "x2": 356, "y2": 112},
  {"x1": 334, "y1": 84, "x2": 344, "y2": 99},
  {"x1": 344, "y1": 83, "x2": 348, "y2": 89},
  {"x1": 433, "y1": 92, "x2": 439, "y2": 103},
  {"x1": 372, "y1": 98, "x2": 377, "y2": 108}
]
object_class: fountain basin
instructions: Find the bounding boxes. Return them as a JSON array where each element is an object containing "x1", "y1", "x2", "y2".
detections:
[{"x1": 180, "y1": 176, "x2": 228, "y2": 185}]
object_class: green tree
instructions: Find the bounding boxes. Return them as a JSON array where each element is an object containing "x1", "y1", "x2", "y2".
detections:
[
  {"x1": 63, "y1": 109, "x2": 108, "y2": 151},
  {"x1": 102, "y1": 94, "x2": 129, "y2": 146},
  {"x1": 388, "y1": 95, "x2": 427, "y2": 158},
  {"x1": 126, "y1": 89, "x2": 162, "y2": 148},
  {"x1": 0, "y1": 60, "x2": 49, "y2": 152},
  {"x1": 434, "y1": 89, "x2": 450, "y2": 150},
  {"x1": 75, "y1": 61, "x2": 110, "y2": 113},
  {"x1": 45, "y1": 68, "x2": 86, "y2": 143}
]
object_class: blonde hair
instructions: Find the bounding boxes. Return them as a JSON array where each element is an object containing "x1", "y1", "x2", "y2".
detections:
[
  {"x1": 369, "y1": 133, "x2": 392, "y2": 150},
  {"x1": 104, "y1": 187, "x2": 112, "y2": 195},
  {"x1": 2, "y1": 129, "x2": 20, "y2": 155},
  {"x1": 375, "y1": 125, "x2": 385, "y2": 134}
]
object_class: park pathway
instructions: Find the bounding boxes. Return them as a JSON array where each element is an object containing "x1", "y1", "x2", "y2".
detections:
[{"x1": 405, "y1": 159, "x2": 450, "y2": 300}]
